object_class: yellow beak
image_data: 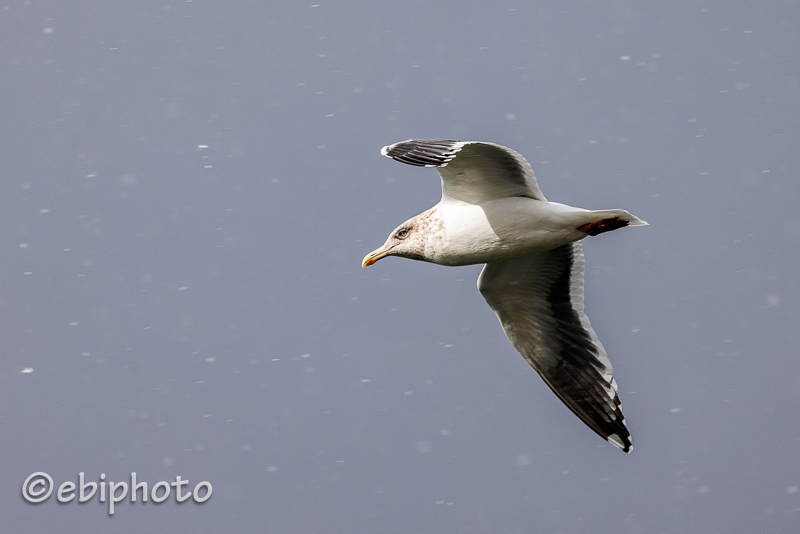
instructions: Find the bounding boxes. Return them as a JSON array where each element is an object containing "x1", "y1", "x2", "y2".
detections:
[{"x1": 362, "y1": 245, "x2": 393, "y2": 267}]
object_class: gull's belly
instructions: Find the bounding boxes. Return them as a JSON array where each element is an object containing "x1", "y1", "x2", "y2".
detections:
[{"x1": 430, "y1": 199, "x2": 589, "y2": 266}]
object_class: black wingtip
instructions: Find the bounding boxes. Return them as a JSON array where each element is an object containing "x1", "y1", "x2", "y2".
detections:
[
  {"x1": 607, "y1": 431, "x2": 633, "y2": 453},
  {"x1": 381, "y1": 139, "x2": 465, "y2": 168}
]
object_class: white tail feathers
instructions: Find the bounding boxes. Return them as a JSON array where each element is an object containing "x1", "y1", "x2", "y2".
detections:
[{"x1": 595, "y1": 209, "x2": 648, "y2": 227}]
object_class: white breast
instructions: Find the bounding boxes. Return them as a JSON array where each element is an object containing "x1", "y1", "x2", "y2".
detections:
[{"x1": 431, "y1": 198, "x2": 590, "y2": 266}]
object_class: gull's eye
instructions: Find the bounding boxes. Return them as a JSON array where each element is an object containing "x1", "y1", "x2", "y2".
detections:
[{"x1": 396, "y1": 228, "x2": 409, "y2": 239}]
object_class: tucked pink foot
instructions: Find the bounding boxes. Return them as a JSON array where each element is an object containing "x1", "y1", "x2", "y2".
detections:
[{"x1": 577, "y1": 217, "x2": 629, "y2": 236}]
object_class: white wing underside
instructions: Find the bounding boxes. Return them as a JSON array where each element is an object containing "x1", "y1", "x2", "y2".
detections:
[
  {"x1": 381, "y1": 139, "x2": 546, "y2": 204},
  {"x1": 478, "y1": 242, "x2": 632, "y2": 452}
]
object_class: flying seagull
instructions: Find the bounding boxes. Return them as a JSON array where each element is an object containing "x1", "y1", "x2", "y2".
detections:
[{"x1": 362, "y1": 139, "x2": 647, "y2": 453}]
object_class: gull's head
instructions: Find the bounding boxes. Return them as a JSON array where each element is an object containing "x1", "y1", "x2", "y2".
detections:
[{"x1": 362, "y1": 217, "x2": 426, "y2": 267}]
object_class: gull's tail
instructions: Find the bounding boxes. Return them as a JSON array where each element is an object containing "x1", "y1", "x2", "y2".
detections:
[
  {"x1": 589, "y1": 209, "x2": 648, "y2": 226},
  {"x1": 576, "y1": 209, "x2": 648, "y2": 237}
]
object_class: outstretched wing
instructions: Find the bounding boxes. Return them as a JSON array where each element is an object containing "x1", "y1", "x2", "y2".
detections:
[
  {"x1": 381, "y1": 139, "x2": 546, "y2": 204},
  {"x1": 477, "y1": 242, "x2": 632, "y2": 452}
]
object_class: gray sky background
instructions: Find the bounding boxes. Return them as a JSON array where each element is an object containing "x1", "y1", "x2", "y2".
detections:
[{"x1": 2, "y1": 1, "x2": 799, "y2": 532}]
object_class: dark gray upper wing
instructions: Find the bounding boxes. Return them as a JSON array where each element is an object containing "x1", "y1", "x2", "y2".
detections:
[
  {"x1": 381, "y1": 139, "x2": 546, "y2": 204},
  {"x1": 477, "y1": 242, "x2": 632, "y2": 452}
]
